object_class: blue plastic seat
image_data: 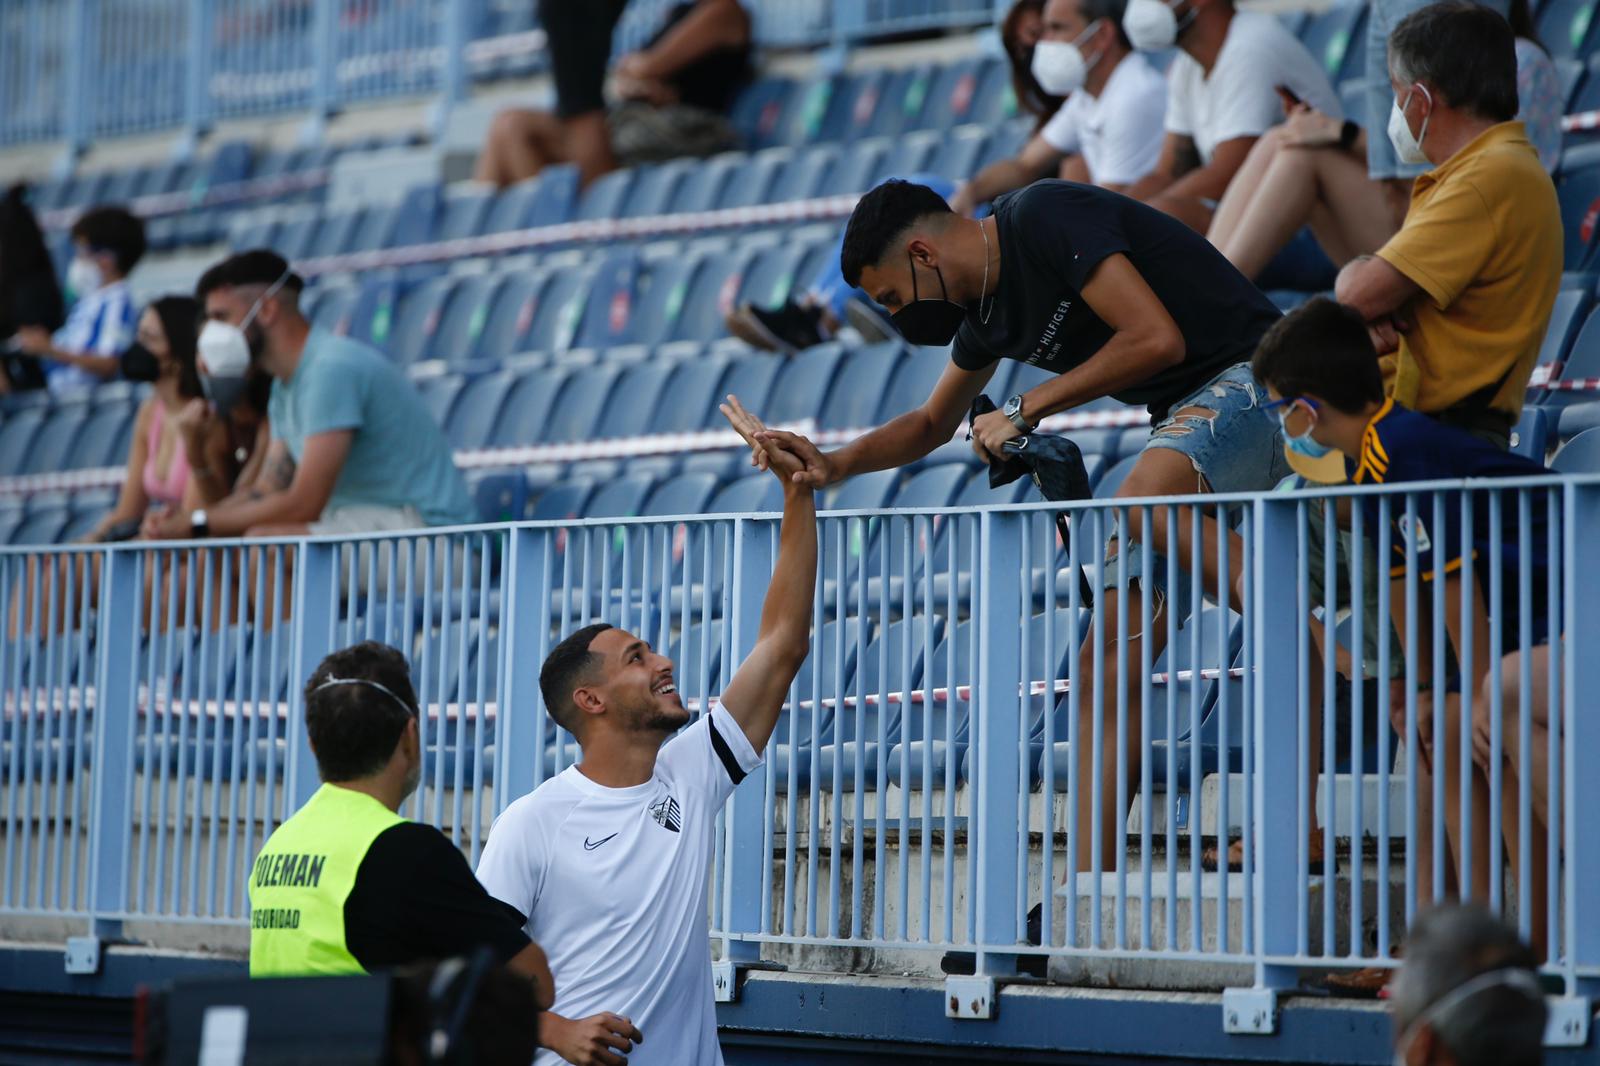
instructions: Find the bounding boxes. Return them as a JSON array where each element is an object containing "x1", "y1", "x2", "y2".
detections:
[
  {"x1": 1299, "y1": 4, "x2": 1366, "y2": 83},
  {"x1": 430, "y1": 274, "x2": 502, "y2": 364},
  {"x1": 729, "y1": 78, "x2": 797, "y2": 149},
  {"x1": 414, "y1": 372, "x2": 466, "y2": 430},
  {"x1": 583, "y1": 473, "x2": 657, "y2": 519},
  {"x1": 925, "y1": 127, "x2": 991, "y2": 184},
  {"x1": 859, "y1": 66, "x2": 936, "y2": 140},
  {"x1": 909, "y1": 58, "x2": 988, "y2": 131},
  {"x1": 72, "y1": 401, "x2": 136, "y2": 469},
  {"x1": 573, "y1": 252, "x2": 642, "y2": 349},
  {"x1": 481, "y1": 167, "x2": 579, "y2": 233},
  {"x1": 650, "y1": 358, "x2": 730, "y2": 434},
  {"x1": 346, "y1": 275, "x2": 404, "y2": 349},
  {"x1": 673, "y1": 249, "x2": 759, "y2": 343},
  {"x1": 708, "y1": 473, "x2": 781, "y2": 514},
  {"x1": 1545, "y1": 304, "x2": 1600, "y2": 409},
  {"x1": 767, "y1": 145, "x2": 838, "y2": 204},
  {"x1": 476, "y1": 272, "x2": 550, "y2": 363},
  {"x1": 1553, "y1": 426, "x2": 1600, "y2": 471},
  {"x1": 767, "y1": 343, "x2": 846, "y2": 423},
  {"x1": 734, "y1": 245, "x2": 812, "y2": 311},
  {"x1": 524, "y1": 268, "x2": 594, "y2": 353},
  {"x1": 820, "y1": 140, "x2": 891, "y2": 198},
  {"x1": 624, "y1": 160, "x2": 696, "y2": 218},
  {"x1": 881, "y1": 347, "x2": 946, "y2": 417},
  {"x1": 817, "y1": 342, "x2": 903, "y2": 429},
  {"x1": 347, "y1": 204, "x2": 400, "y2": 253},
  {"x1": 436, "y1": 186, "x2": 496, "y2": 241},
  {"x1": 489, "y1": 366, "x2": 569, "y2": 447},
  {"x1": 542, "y1": 365, "x2": 625, "y2": 443},
  {"x1": 642, "y1": 472, "x2": 720, "y2": 518},
  {"x1": 530, "y1": 478, "x2": 596, "y2": 523},
  {"x1": 890, "y1": 463, "x2": 969, "y2": 510},
  {"x1": 822, "y1": 468, "x2": 901, "y2": 512},
  {"x1": 1537, "y1": 0, "x2": 1597, "y2": 59},
  {"x1": 706, "y1": 357, "x2": 782, "y2": 428},
  {"x1": 628, "y1": 255, "x2": 703, "y2": 346},
  {"x1": 386, "y1": 276, "x2": 458, "y2": 366},
  {"x1": 24, "y1": 404, "x2": 89, "y2": 475},
  {"x1": 472, "y1": 471, "x2": 529, "y2": 523},
  {"x1": 1556, "y1": 149, "x2": 1600, "y2": 269},
  {"x1": 575, "y1": 169, "x2": 636, "y2": 222},
  {"x1": 11, "y1": 504, "x2": 70, "y2": 545}
]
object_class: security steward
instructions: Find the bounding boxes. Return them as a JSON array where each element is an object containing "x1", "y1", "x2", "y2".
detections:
[{"x1": 248, "y1": 640, "x2": 553, "y2": 1008}]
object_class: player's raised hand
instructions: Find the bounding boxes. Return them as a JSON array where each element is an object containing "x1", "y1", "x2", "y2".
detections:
[{"x1": 720, "y1": 395, "x2": 815, "y2": 488}]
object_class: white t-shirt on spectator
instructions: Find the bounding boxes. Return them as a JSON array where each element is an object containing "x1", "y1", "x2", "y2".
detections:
[
  {"x1": 1040, "y1": 52, "x2": 1168, "y2": 186},
  {"x1": 475, "y1": 705, "x2": 762, "y2": 1066},
  {"x1": 48, "y1": 278, "x2": 134, "y2": 395},
  {"x1": 1165, "y1": 10, "x2": 1341, "y2": 164}
]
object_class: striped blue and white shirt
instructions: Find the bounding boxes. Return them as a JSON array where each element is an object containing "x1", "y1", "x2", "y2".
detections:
[{"x1": 47, "y1": 278, "x2": 135, "y2": 396}]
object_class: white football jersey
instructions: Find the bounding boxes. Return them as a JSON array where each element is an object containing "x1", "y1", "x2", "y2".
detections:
[{"x1": 476, "y1": 705, "x2": 761, "y2": 1066}]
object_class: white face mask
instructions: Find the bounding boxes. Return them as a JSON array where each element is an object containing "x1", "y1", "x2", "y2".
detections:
[
  {"x1": 1030, "y1": 21, "x2": 1106, "y2": 96},
  {"x1": 1390, "y1": 968, "x2": 1544, "y2": 1066},
  {"x1": 1387, "y1": 84, "x2": 1433, "y2": 166},
  {"x1": 66, "y1": 256, "x2": 103, "y2": 299},
  {"x1": 197, "y1": 269, "x2": 290, "y2": 413},
  {"x1": 1123, "y1": 0, "x2": 1192, "y2": 51}
]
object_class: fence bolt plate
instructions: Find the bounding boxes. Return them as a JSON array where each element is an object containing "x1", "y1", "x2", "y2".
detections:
[
  {"x1": 945, "y1": 975, "x2": 995, "y2": 1020},
  {"x1": 712, "y1": 960, "x2": 737, "y2": 1003},
  {"x1": 1544, "y1": 997, "x2": 1590, "y2": 1047},
  {"x1": 1222, "y1": 987, "x2": 1275, "y2": 1034},
  {"x1": 64, "y1": 936, "x2": 102, "y2": 976}
]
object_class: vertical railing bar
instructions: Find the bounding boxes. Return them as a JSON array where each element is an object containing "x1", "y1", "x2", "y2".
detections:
[
  {"x1": 1215, "y1": 503, "x2": 1232, "y2": 955},
  {"x1": 1163, "y1": 503, "x2": 1178, "y2": 949},
  {"x1": 1487, "y1": 489, "x2": 1504, "y2": 915},
  {"x1": 1349, "y1": 497, "x2": 1366, "y2": 958},
  {"x1": 897, "y1": 516, "x2": 913, "y2": 943},
  {"x1": 1515, "y1": 489, "x2": 1533, "y2": 950},
  {"x1": 1294, "y1": 500, "x2": 1309, "y2": 955},
  {"x1": 1430, "y1": 490, "x2": 1446, "y2": 905},
  {"x1": 1376, "y1": 496, "x2": 1393, "y2": 959},
  {"x1": 1187, "y1": 504, "x2": 1201, "y2": 954},
  {"x1": 1113, "y1": 509, "x2": 1131, "y2": 952},
  {"x1": 1138, "y1": 513, "x2": 1153, "y2": 953},
  {"x1": 1457, "y1": 490, "x2": 1475, "y2": 902}
]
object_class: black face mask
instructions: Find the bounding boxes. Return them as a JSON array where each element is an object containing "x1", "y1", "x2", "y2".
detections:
[
  {"x1": 120, "y1": 342, "x2": 160, "y2": 382},
  {"x1": 890, "y1": 251, "x2": 967, "y2": 348}
]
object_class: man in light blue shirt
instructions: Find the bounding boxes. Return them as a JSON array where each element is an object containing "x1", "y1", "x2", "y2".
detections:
[{"x1": 143, "y1": 249, "x2": 471, "y2": 539}]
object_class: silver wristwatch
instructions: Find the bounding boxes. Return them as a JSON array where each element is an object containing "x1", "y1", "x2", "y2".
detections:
[{"x1": 1003, "y1": 394, "x2": 1031, "y2": 433}]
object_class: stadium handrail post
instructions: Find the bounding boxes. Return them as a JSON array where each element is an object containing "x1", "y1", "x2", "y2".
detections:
[
  {"x1": 498, "y1": 527, "x2": 556, "y2": 805},
  {"x1": 973, "y1": 509, "x2": 1023, "y2": 977},
  {"x1": 284, "y1": 541, "x2": 340, "y2": 812},
  {"x1": 85, "y1": 547, "x2": 141, "y2": 940},
  {"x1": 1561, "y1": 481, "x2": 1600, "y2": 1000}
]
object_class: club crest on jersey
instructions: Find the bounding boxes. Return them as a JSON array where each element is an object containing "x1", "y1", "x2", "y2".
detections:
[{"x1": 649, "y1": 795, "x2": 682, "y2": 833}]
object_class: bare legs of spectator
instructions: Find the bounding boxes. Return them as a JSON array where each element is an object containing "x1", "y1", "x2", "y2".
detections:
[
  {"x1": 474, "y1": 107, "x2": 617, "y2": 190},
  {"x1": 1474, "y1": 647, "x2": 1552, "y2": 959},
  {"x1": 1208, "y1": 127, "x2": 1398, "y2": 281},
  {"x1": 1145, "y1": 192, "x2": 1214, "y2": 236}
]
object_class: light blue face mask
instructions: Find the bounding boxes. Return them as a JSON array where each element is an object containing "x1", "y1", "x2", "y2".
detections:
[{"x1": 1270, "y1": 396, "x2": 1333, "y2": 459}]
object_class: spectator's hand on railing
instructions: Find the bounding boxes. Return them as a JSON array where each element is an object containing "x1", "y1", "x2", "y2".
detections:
[
  {"x1": 140, "y1": 505, "x2": 189, "y2": 542},
  {"x1": 537, "y1": 1011, "x2": 643, "y2": 1066},
  {"x1": 720, "y1": 395, "x2": 828, "y2": 489},
  {"x1": 1280, "y1": 104, "x2": 1343, "y2": 149}
]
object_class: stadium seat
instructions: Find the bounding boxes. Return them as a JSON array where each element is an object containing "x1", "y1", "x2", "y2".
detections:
[
  {"x1": 436, "y1": 185, "x2": 496, "y2": 241},
  {"x1": 583, "y1": 474, "x2": 656, "y2": 519},
  {"x1": 707, "y1": 357, "x2": 783, "y2": 431},
  {"x1": 820, "y1": 141, "x2": 890, "y2": 198},
  {"x1": 0, "y1": 408, "x2": 47, "y2": 477},
  {"x1": 386, "y1": 275, "x2": 457, "y2": 366},
  {"x1": 574, "y1": 252, "x2": 643, "y2": 349},
  {"x1": 708, "y1": 473, "x2": 782, "y2": 514},
  {"x1": 429, "y1": 274, "x2": 503, "y2": 364},
  {"x1": 1545, "y1": 304, "x2": 1600, "y2": 409},
  {"x1": 1299, "y1": 4, "x2": 1366, "y2": 83},
  {"x1": 734, "y1": 244, "x2": 813, "y2": 313},
  {"x1": 1535, "y1": 286, "x2": 1592, "y2": 376},
  {"x1": 890, "y1": 463, "x2": 969, "y2": 509},
  {"x1": 624, "y1": 160, "x2": 697, "y2": 218},
  {"x1": 481, "y1": 167, "x2": 579, "y2": 233},
  {"x1": 649, "y1": 358, "x2": 730, "y2": 434},
  {"x1": 542, "y1": 365, "x2": 625, "y2": 443},
  {"x1": 472, "y1": 471, "x2": 529, "y2": 523},
  {"x1": 768, "y1": 343, "x2": 846, "y2": 423},
  {"x1": 1553, "y1": 426, "x2": 1600, "y2": 471},
  {"x1": 475, "y1": 271, "x2": 549, "y2": 363},
  {"x1": 881, "y1": 347, "x2": 947, "y2": 417},
  {"x1": 1537, "y1": 0, "x2": 1598, "y2": 59},
  {"x1": 729, "y1": 78, "x2": 795, "y2": 150},
  {"x1": 346, "y1": 274, "x2": 404, "y2": 349},
  {"x1": 673, "y1": 248, "x2": 760, "y2": 343},
  {"x1": 486, "y1": 367, "x2": 563, "y2": 448},
  {"x1": 817, "y1": 342, "x2": 903, "y2": 429},
  {"x1": 575, "y1": 169, "x2": 636, "y2": 222},
  {"x1": 11, "y1": 500, "x2": 70, "y2": 545},
  {"x1": 72, "y1": 400, "x2": 136, "y2": 469},
  {"x1": 524, "y1": 267, "x2": 594, "y2": 353},
  {"x1": 413, "y1": 371, "x2": 466, "y2": 431},
  {"x1": 911, "y1": 58, "x2": 988, "y2": 131},
  {"x1": 823, "y1": 468, "x2": 900, "y2": 512},
  {"x1": 347, "y1": 204, "x2": 401, "y2": 253},
  {"x1": 642, "y1": 472, "x2": 721, "y2": 518},
  {"x1": 1511, "y1": 406, "x2": 1551, "y2": 461},
  {"x1": 24, "y1": 403, "x2": 89, "y2": 475},
  {"x1": 530, "y1": 478, "x2": 595, "y2": 523}
]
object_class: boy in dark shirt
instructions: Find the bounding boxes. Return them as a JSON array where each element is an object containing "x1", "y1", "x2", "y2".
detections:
[{"x1": 1252, "y1": 297, "x2": 1554, "y2": 951}]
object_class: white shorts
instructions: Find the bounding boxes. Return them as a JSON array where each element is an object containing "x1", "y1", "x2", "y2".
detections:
[{"x1": 309, "y1": 504, "x2": 425, "y2": 536}]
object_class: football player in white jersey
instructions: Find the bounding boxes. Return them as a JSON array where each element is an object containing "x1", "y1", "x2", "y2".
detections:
[{"x1": 477, "y1": 397, "x2": 816, "y2": 1066}]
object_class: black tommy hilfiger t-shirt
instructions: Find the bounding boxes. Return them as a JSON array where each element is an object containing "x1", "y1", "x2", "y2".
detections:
[{"x1": 951, "y1": 180, "x2": 1282, "y2": 420}]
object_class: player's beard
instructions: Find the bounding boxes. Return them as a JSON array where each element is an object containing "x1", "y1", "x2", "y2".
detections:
[{"x1": 630, "y1": 692, "x2": 689, "y2": 734}]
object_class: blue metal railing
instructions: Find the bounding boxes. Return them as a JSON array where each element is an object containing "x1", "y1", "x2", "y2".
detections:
[
  {"x1": 0, "y1": 0, "x2": 1009, "y2": 149},
  {"x1": 3, "y1": 476, "x2": 1595, "y2": 1002}
]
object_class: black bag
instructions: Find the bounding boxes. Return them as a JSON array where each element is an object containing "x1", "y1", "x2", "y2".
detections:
[{"x1": 968, "y1": 394, "x2": 1096, "y2": 607}]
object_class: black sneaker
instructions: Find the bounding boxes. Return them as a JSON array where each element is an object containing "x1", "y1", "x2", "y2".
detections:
[
  {"x1": 725, "y1": 299, "x2": 826, "y2": 355},
  {"x1": 938, "y1": 902, "x2": 1047, "y2": 978}
]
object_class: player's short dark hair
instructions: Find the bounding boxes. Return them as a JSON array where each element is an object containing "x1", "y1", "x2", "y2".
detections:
[
  {"x1": 70, "y1": 205, "x2": 146, "y2": 275},
  {"x1": 194, "y1": 248, "x2": 304, "y2": 303},
  {"x1": 840, "y1": 179, "x2": 954, "y2": 288},
  {"x1": 1250, "y1": 297, "x2": 1385, "y2": 415},
  {"x1": 1389, "y1": 1, "x2": 1518, "y2": 123},
  {"x1": 539, "y1": 624, "x2": 613, "y2": 736},
  {"x1": 303, "y1": 641, "x2": 419, "y2": 782}
]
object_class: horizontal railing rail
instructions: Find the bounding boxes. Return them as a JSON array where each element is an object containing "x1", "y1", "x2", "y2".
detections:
[{"x1": 1, "y1": 476, "x2": 1596, "y2": 1000}]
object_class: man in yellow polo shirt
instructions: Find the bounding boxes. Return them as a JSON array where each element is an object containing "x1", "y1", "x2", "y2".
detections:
[
  {"x1": 1334, "y1": 0, "x2": 1560, "y2": 449},
  {"x1": 248, "y1": 640, "x2": 553, "y2": 1010}
]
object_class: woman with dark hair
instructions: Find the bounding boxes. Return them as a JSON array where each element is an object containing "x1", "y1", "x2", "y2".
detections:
[
  {"x1": 0, "y1": 184, "x2": 66, "y2": 393},
  {"x1": 1002, "y1": 0, "x2": 1064, "y2": 132},
  {"x1": 85, "y1": 295, "x2": 232, "y2": 541}
]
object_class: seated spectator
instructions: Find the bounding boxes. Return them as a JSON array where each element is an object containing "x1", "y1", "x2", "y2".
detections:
[
  {"x1": 141, "y1": 250, "x2": 472, "y2": 540},
  {"x1": 475, "y1": 0, "x2": 751, "y2": 189},
  {"x1": 1000, "y1": 0, "x2": 1068, "y2": 136},
  {"x1": 1207, "y1": 0, "x2": 1560, "y2": 285},
  {"x1": 951, "y1": 0, "x2": 1166, "y2": 215},
  {"x1": 1122, "y1": 0, "x2": 1339, "y2": 233},
  {"x1": 725, "y1": 174, "x2": 955, "y2": 354},
  {"x1": 1254, "y1": 297, "x2": 1555, "y2": 956},
  {"x1": 0, "y1": 184, "x2": 65, "y2": 394},
  {"x1": 84, "y1": 296, "x2": 223, "y2": 542},
  {"x1": 11, "y1": 204, "x2": 144, "y2": 395},
  {"x1": 1336, "y1": 0, "x2": 1561, "y2": 450},
  {"x1": 1389, "y1": 906, "x2": 1546, "y2": 1066}
]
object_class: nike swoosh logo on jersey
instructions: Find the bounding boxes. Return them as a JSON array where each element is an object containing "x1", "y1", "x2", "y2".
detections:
[{"x1": 583, "y1": 833, "x2": 619, "y2": 851}]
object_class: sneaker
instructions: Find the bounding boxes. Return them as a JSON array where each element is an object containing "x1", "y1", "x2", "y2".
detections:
[
  {"x1": 725, "y1": 299, "x2": 826, "y2": 355},
  {"x1": 938, "y1": 902, "x2": 1047, "y2": 978},
  {"x1": 843, "y1": 296, "x2": 896, "y2": 344}
]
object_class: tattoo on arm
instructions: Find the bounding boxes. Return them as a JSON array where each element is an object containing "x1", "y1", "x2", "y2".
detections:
[
  {"x1": 1172, "y1": 138, "x2": 1201, "y2": 179},
  {"x1": 265, "y1": 451, "x2": 297, "y2": 492}
]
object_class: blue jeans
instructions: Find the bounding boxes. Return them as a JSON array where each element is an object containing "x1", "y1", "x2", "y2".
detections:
[
  {"x1": 1103, "y1": 363, "x2": 1293, "y2": 623},
  {"x1": 809, "y1": 172, "x2": 958, "y2": 321}
]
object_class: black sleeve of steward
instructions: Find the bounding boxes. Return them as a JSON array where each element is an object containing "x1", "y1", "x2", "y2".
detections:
[{"x1": 344, "y1": 822, "x2": 531, "y2": 971}]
